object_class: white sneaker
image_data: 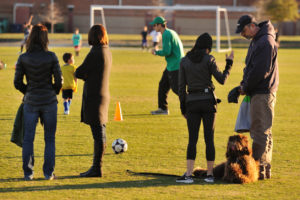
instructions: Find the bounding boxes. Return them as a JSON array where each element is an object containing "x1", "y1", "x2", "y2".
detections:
[
  {"x1": 64, "y1": 110, "x2": 69, "y2": 115},
  {"x1": 176, "y1": 173, "x2": 194, "y2": 183},
  {"x1": 151, "y1": 108, "x2": 169, "y2": 115},
  {"x1": 204, "y1": 175, "x2": 214, "y2": 183}
]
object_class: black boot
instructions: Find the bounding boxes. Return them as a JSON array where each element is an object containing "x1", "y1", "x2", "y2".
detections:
[{"x1": 80, "y1": 140, "x2": 105, "y2": 177}]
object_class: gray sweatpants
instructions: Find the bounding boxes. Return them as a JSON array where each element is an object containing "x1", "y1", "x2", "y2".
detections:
[{"x1": 250, "y1": 92, "x2": 276, "y2": 179}]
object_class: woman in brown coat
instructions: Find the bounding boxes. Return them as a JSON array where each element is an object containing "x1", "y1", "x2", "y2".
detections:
[{"x1": 75, "y1": 24, "x2": 112, "y2": 177}]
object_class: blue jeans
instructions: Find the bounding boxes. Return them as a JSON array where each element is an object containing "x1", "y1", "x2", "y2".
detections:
[{"x1": 23, "y1": 102, "x2": 57, "y2": 178}]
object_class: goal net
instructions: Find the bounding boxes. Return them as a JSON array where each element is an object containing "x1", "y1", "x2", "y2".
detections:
[{"x1": 90, "y1": 5, "x2": 232, "y2": 52}]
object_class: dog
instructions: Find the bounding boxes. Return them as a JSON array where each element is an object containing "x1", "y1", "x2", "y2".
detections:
[{"x1": 193, "y1": 134, "x2": 259, "y2": 184}]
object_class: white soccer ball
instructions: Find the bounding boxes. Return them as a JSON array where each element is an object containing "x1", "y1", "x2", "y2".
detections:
[{"x1": 112, "y1": 138, "x2": 128, "y2": 154}]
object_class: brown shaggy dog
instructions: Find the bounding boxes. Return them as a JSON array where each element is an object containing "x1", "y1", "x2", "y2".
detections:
[{"x1": 193, "y1": 134, "x2": 259, "y2": 184}]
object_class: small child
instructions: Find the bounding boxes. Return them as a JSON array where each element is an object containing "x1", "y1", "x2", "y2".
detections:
[
  {"x1": 141, "y1": 26, "x2": 148, "y2": 50},
  {"x1": 72, "y1": 28, "x2": 82, "y2": 56},
  {"x1": 61, "y1": 53, "x2": 77, "y2": 115}
]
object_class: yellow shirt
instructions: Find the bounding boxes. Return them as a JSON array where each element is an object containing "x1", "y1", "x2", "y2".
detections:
[{"x1": 61, "y1": 64, "x2": 77, "y2": 90}]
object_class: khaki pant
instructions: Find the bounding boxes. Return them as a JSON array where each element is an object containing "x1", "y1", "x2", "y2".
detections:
[{"x1": 250, "y1": 93, "x2": 276, "y2": 179}]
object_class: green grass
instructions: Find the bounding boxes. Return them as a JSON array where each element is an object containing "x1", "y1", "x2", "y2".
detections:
[
  {"x1": 2, "y1": 33, "x2": 300, "y2": 42},
  {"x1": 0, "y1": 46, "x2": 300, "y2": 200},
  {"x1": 1, "y1": 33, "x2": 299, "y2": 49}
]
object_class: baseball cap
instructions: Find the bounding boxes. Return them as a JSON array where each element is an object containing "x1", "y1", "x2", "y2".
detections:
[
  {"x1": 150, "y1": 16, "x2": 166, "y2": 25},
  {"x1": 235, "y1": 15, "x2": 255, "y2": 33}
]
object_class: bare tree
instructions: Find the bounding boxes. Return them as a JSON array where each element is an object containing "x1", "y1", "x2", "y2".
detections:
[{"x1": 39, "y1": 2, "x2": 64, "y2": 33}]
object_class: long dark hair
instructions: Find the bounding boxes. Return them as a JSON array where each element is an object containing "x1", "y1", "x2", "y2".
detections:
[
  {"x1": 26, "y1": 24, "x2": 49, "y2": 52},
  {"x1": 88, "y1": 24, "x2": 109, "y2": 46},
  {"x1": 186, "y1": 33, "x2": 212, "y2": 63}
]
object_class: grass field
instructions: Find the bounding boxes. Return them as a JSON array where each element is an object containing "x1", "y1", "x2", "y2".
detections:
[{"x1": 0, "y1": 45, "x2": 300, "y2": 199}]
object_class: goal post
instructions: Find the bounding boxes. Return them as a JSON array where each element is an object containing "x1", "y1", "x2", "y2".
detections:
[
  {"x1": 90, "y1": 5, "x2": 232, "y2": 52},
  {"x1": 90, "y1": 5, "x2": 106, "y2": 29}
]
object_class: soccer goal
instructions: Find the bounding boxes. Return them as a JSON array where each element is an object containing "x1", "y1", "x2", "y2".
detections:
[
  {"x1": 90, "y1": 5, "x2": 232, "y2": 52},
  {"x1": 90, "y1": 5, "x2": 106, "y2": 29}
]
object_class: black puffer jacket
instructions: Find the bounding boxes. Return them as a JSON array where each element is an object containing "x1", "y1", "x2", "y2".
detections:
[{"x1": 14, "y1": 46, "x2": 62, "y2": 106}]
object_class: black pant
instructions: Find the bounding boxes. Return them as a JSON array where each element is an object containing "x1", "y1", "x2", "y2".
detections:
[
  {"x1": 90, "y1": 124, "x2": 106, "y2": 167},
  {"x1": 158, "y1": 68, "x2": 179, "y2": 110},
  {"x1": 186, "y1": 100, "x2": 216, "y2": 161},
  {"x1": 90, "y1": 124, "x2": 106, "y2": 143}
]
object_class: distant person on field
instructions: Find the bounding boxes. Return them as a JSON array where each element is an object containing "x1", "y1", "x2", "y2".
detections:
[
  {"x1": 176, "y1": 33, "x2": 234, "y2": 184},
  {"x1": 20, "y1": 15, "x2": 33, "y2": 54},
  {"x1": 149, "y1": 29, "x2": 161, "y2": 49},
  {"x1": 150, "y1": 16, "x2": 184, "y2": 115},
  {"x1": 236, "y1": 15, "x2": 279, "y2": 180},
  {"x1": 75, "y1": 24, "x2": 112, "y2": 177},
  {"x1": 141, "y1": 26, "x2": 148, "y2": 50},
  {"x1": 14, "y1": 24, "x2": 62, "y2": 181},
  {"x1": 61, "y1": 53, "x2": 77, "y2": 115},
  {"x1": 72, "y1": 28, "x2": 82, "y2": 56}
]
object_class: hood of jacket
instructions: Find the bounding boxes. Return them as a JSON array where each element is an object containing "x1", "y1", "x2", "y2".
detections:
[{"x1": 253, "y1": 20, "x2": 276, "y2": 42}]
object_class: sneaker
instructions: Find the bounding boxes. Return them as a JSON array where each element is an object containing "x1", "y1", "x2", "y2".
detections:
[
  {"x1": 204, "y1": 175, "x2": 214, "y2": 183},
  {"x1": 24, "y1": 174, "x2": 33, "y2": 181},
  {"x1": 45, "y1": 173, "x2": 56, "y2": 180},
  {"x1": 64, "y1": 110, "x2": 69, "y2": 115},
  {"x1": 151, "y1": 108, "x2": 169, "y2": 115},
  {"x1": 176, "y1": 173, "x2": 193, "y2": 183}
]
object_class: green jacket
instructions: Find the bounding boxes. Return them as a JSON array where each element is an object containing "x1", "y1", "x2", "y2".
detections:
[
  {"x1": 11, "y1": 103, "x2": 24, "y2": 147},
  {"x1": 155, "y1": 28, "x2": 184, "y2": 71}
]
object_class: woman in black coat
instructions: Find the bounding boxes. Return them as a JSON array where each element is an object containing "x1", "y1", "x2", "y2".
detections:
[{"x1": 75, "y1": 24, "x2": 112, "y2": 177}]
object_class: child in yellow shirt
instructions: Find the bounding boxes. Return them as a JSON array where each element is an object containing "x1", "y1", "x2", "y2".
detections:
[{"x1": 61, "y1": 53, "x2": 77, "y2": 115}]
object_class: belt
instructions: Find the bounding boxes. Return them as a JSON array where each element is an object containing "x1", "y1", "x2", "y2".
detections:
[{"x1": 188, "y1": 88, "x2": 210, "y2": 94}]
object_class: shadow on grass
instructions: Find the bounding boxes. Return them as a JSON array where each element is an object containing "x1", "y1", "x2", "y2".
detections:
[
  {"x1": 0, "y1": 118, "x2": 13, "y2": 120},
  {"x1": 122, "y1": 113, "x2": 182, "y2": 119},
  {"x1": 0, "y1": 175, "x2": 81, "y2": 183},
  {"x1": 123, "y1": 113, "x2": 152, "y2": 117},
  {"x1": 0, "y1": 175, "x2": 226, "y2": 193},
  {"x1": 3, "y1": 153, "x2": 93, "y2": 159}
]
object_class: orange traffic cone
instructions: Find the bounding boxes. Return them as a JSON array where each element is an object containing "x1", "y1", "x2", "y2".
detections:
[{"x1": 114, "y1": 101, "x2": 123, "y2": 121}]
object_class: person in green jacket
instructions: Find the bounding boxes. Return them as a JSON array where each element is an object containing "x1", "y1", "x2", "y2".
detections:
[{"x1": 150, "y1": 16, "x2": 184, "y2": 115}]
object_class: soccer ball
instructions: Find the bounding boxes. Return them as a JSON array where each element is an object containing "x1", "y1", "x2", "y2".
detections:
[{"x1": 112, "y1": 139, "x2": 128, "y2": 154}]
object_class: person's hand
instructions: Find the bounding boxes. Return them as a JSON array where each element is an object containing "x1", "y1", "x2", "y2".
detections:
[
  {"x1": 239, "y1": 86, "x2": 245, "y2": 95},
  {"x1": 226, "y1": 50, "x2": 234, "y2": 60}
]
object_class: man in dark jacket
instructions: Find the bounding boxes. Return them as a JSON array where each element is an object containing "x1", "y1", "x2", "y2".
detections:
[{"x1": 236, "y1": 15, "x2": 279, "y2": 180}]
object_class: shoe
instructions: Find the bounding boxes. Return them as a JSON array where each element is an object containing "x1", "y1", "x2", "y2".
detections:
[
  {"x1": 151, "y1": 108, "x2": 169, "y2": 115},
  {"x1": 24, "y1": 174, "x2": 33, "y2": 181},
  {"x1": 176, "y1": 173, "x2": 193, "y2": 183},
  {"x1": 204, "y1": 175, "x2": 214, "y2": 183},
  {"x1": 80, "y1": 167, "x2": 102, "y2": 177},
  {"x1": 45, "y1": 173, "x2": 55, "y2": 180},
  {"x1": 64, "y1": 110, "x2": 69, "y2": 115}
]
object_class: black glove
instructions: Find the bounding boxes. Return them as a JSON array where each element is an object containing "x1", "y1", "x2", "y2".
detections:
[
  {"x1": 228, "y1": 86, "x2": 241, "y2": 103},
  {"x1": 225, "y1": 59, "x2": 233, "y2": 71}
]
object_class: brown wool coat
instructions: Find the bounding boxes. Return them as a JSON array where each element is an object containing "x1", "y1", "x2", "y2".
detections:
[{"x1": 75, "y1": 45, "x2": 112, "y2": 125}]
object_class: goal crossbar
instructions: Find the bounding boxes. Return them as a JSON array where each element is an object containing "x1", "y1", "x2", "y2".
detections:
[{"x1": 90, "y1": 5, "x2": 232, "y2": 52}]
